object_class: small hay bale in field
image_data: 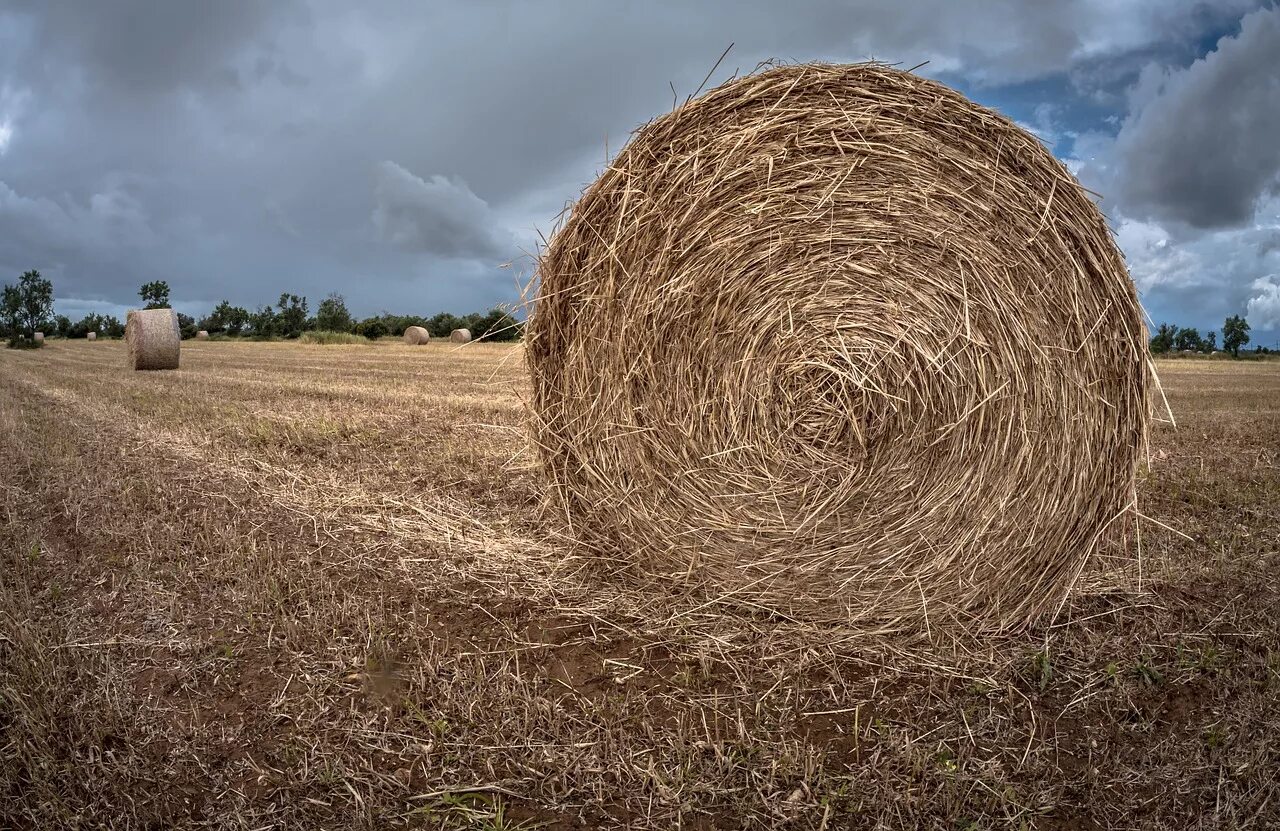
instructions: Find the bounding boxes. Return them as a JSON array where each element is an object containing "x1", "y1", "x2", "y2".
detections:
[
  {"x1": 125, "y1": 308, "x2": 180, "y2": 371},
  {"x1": 527, "y1": 63, "x2": 1150, "y2": 632},
  {"x1": 404, "y1": 325, "x2": 430, "y2": 345},
  {"x1": 196, "y1": 330, "x2": 209, "y2": 340},
  {"x1": 86, "y1": 331, "x2": 97, "y2": 341},
  {"x1": 33, "y1": 332, "x2": 44, "y2": 343},
  {"x1": 450, "y1": 328, "x2": 472, "y2": 343}
]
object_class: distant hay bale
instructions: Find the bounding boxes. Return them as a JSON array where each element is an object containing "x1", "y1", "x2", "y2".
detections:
[
  {"x1": 527, "y1": 63, "x2": 1149, "y2": 632},
  {"x1": 450, "y1": 328, "x2": 472, "y2": 343},
  {"x1": 196, "y1": 330, "x2": 209, "y2": 340},
  {"x1": 403, "y1": 325, "x2": 430, "y2": 345},
  {"x1": 125, "y1": 308, "x2": 181, "y2": 371},
  {"x1": 33, "y1": 332, "x2": 44, "y2": 343},
  {"x1": 86, "y1": 331, "x2": 97, "y2": 341}
]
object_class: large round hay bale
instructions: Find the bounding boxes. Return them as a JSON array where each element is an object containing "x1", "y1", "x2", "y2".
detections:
[
  {"x1": 403, "y1": 325, "x2": 430, "y2": 345},
  {"x1": 125, "y1": 308, "x2": 181, "y2": 371},
  {"x1": 86, "y1": 331, "x2": 97, "y2": 341},
  {"x1": 33, "y1": 332, "x2": 44, "y2": 343},
  {"x1": 196, "y1": 330, "x2": 209, "y2": 340},
  {"x1": 449, "y1": 328, "x2": 472, "y2": 344},
  {"x1": 527, "y1": 63, "x2": 1149, "y2": 631}
]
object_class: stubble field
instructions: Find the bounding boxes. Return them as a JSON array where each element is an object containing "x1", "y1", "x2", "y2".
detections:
[{"x1": 1, "y1": 340, "x2": 1277, "y2": 829}]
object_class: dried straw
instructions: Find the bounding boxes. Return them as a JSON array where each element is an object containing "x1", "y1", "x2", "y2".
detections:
[
  {"x1": 404, "y1": 326, "x2": 431, "y2": 345},
  {"x1": 33, "y1": 332, "x2": 44, "y2": 343},
  {"x1": 86, "y1": 331, "x2": 97, "y2": 341},
  {"x1": 126, "y1": 308, "x2": 181, "y2": 371},
  {"x1": 527, "y1": 63, "x2": 1149, "y2": 632},
  {"x1": 450, "y1": 328, "x2": 472, "y2": 344},
  {"x1": 196, "y1": 330, "x2": 209, "y2": 340}
]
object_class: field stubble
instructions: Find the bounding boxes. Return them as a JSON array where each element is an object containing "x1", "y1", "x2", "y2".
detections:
[{"x1": 1, "y1": 341, "x2": 1277, "y2": 829}]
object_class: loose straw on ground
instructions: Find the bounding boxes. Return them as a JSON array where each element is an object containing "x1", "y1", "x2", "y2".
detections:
[
  {"x1": 527, "y1": 62, "x2": 1150, "y2": 633},
  {"x1": 126, "y1": 309, "x2": 181, "y2": 371},
  {"x1": 404, "y1": 326, "x2": 430, "y2": 345}
]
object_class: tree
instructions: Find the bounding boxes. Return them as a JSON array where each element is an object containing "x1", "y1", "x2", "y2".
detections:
[
  {"x1": 1202, "y1": 331, "x2": 1216, "y2": 353},
  {"x1": 426, "y1": 312, "x2": 463, "y2": 338},
  {"x1": 249, "y1": 305, "x2": 277, "y2": 338},
  {"x1": 177, "y1": 312, "x2": 197, "y2": 339},
  {"x1": 203, "y1": 300, "x2": 250, "y2": 336},
  {"x1": 276, "y1": 293, "x2": 309, "y2": 338},
  {"x1": 1222, "y1": 315, "x2": 1250, "y2": 358},
  {"x1": 355, "y1": 317, "x2": 388, "y2": 339},
  {"x1": 103, "y1": 316, "x2": 125, "y2": 338},
  {"x1": 0, "y1": 286, "x2": 19, "y2": 345},
  {"x1": 54, "y1": 314, "x2": 72, "y2": 337},
  {"x1": 71, "y1": 312, "x2": 106, "y2": 338},
  {"x1": 224, "y1": 305, "x2": 250, "y2": 336},
  {"x1": 139, "y1": 280, "x2": 171, "y2": 309},
  {"x1": 1173, "y1": 327, "x2": 1202, "y2": 353},
  {"x1": 315, "y1": 293, "x2": 354, "y2": 333},
  {"x1": 1149, "y1": 322, "x2": 1176, "y2": 354},
  {"x1": 470, "y1": 307, "x2": 523, "y2": 342},
  {"x1": 2, "y1": 269, "x2": 55, "y2": 347}
]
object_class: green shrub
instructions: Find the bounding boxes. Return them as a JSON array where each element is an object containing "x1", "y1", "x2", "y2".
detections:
[
  {"x1": 354, "y1": 318, "x2": 388, "y2": 340},
  {"x1": 300, "y1": 330, "x2": 368, "y2": 345}
]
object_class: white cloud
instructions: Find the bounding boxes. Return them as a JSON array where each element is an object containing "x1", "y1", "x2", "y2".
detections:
[
  {"x1": 371, "y1": 161, "x2": 514, "y2": 262},
  {"x1": 0, "y1": 81, "x2": 30, "y2": 156},
  {"x1": 1114, "y1": 217, "x2": 1197, "y2": 292},
  {"x1": 1247, "y1": 277, "x2": 1280, "y2": 330}
]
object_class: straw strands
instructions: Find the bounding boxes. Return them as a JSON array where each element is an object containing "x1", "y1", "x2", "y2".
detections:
[
  {"x1": 404, "y1": 326, "x2": 430, "y2": 345},
  {"x1": 33, "y1": 332, "x2": 44, "y2": 343},
  {"x1": 126, "y1": 308, "x2": 181, "y2": 371},
  {"x1": 527, "y1": 63, "x2": 1149, "y2": 632},
  {"x1": 450, "y1": 328, "x2": 472, "y2": 344},
  {"x1": 196, "y1": 330, "x2": 209, "y2": 340},
  {"x1": 86, "y1": 331, "x2": 97, "y2": 341}
]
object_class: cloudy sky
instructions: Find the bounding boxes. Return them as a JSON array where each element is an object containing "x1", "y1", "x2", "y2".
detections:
[{"x1": 1, "y1": 1, "x2": 1277, "y2": 346}]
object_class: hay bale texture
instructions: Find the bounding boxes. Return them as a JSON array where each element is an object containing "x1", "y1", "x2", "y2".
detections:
[
  {"x1": 86, "y1": 331, "x2": 97, "y2": 341},
  {"x1": 450, "y1": 328, "x2": 472, "y2": 343},
  {"x1": 125, "y1": 308, "x2": 181, "y2": 371},
  {"x1": 196, "y1": 330, "x2": 209, "y2": 340},
  {"x1": 33, "y1": 332, "x2": 44, "y2": 343},
  {"x1": 527, "y1": 63, "x2": 1149, "y2": 631},
  {"x1": 404, "y1": 326, "x2": 430, "y2": 345}
]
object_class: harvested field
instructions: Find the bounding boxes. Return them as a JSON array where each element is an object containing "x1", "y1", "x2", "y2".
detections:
[{"x1": 2, "y1": 340, "x2": 1277, "y2": 829}]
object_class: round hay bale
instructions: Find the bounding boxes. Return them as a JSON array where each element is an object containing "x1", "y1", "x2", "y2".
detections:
[
  {"x1": 403, "y1": 325, "x2": 430, "y2": 345},
  {"x1": 33, "y1": 332, "x2": 44, "y2": 343},
  {"x1": 196, "y1": 330, "x2": 209, "y2": 340},
  {"x1": 450, "y1": 328, "x2": 472, "y2": 344},
  {"x1": 527, "y1": 63, "x2": 1149, "y2": 631},
  {"x1": 125, "y1": 308, "x2": 181, "y2": 371},
  {"x1": 86, "y1": 331, "x2": 97, "y2": 341}
]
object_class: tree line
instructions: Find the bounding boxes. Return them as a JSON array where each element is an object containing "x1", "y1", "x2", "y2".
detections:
[
  {"x1": 195, "y1": 290, "x2": 520, "y2": 342},
  {"x1": 3, "y1": 271, "x2": 522, "y2": 347},
  {"x1": 8, "y1": 269, "x2": 1265, "y2": 356},
  {"x1": 1149, "y1": 315, "x2": 1255, "y2": 357}
]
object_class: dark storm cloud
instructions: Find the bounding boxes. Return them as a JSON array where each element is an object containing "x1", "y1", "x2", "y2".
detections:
[
  {"x1": 0, "y1": 0, "x2": 1270, "y2": 324},
  {"x1": 6, "y1": 0, "x2": 303, "y2": 95},
  {"x1": 1111, "y1": 7, "x2": 1280, "y2": 229}
]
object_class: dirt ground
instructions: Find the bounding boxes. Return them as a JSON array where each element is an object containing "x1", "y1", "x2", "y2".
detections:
[{"x1": 1, "y1": 340, "x2": 1277, "y2": 830}]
